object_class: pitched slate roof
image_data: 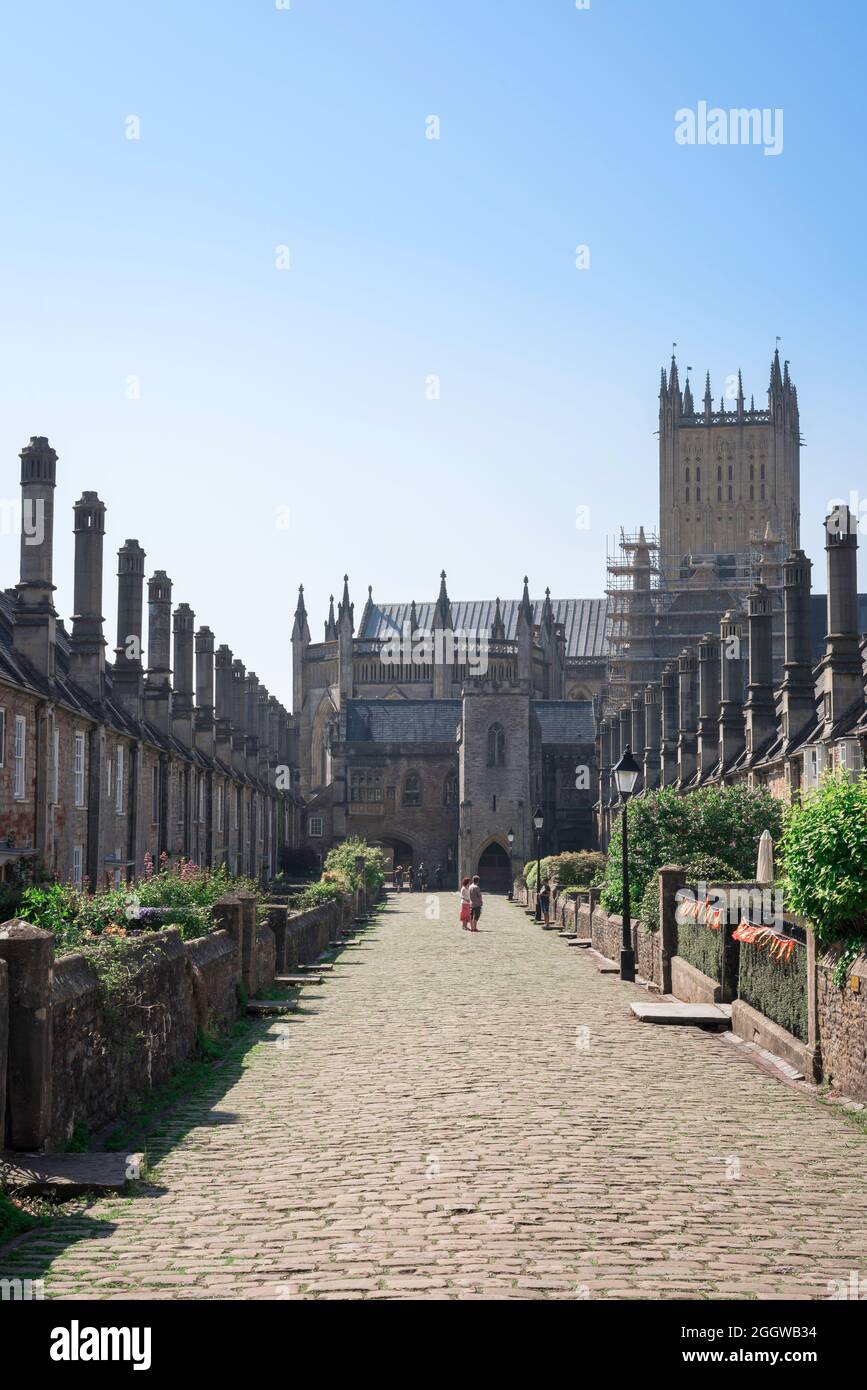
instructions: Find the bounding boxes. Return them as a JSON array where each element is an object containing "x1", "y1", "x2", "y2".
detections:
[
  {"x1": 359, "y1": 598, "x2": 608, "y2": 660},
  {"x1": 346, "y1": 699, "x2": 462, "y2": 744},
  {"x1": 532, "y1": 700, "x2": 596, "y2": 745}
]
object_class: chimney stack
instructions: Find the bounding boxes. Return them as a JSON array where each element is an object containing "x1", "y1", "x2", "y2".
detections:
[
  {"x1": 719, "y1": 610, "x2": 746, "y2": 772},
  {"x1": 744, "y1": 583, "x2": 777, "y2": 757},
  {"x1": 144, "y1": 571, "x2": 173, "y2": 733},
  {"x1": 819, "y1": 506, "x2": 862, "y2": 733},
  {"x1": 14, "y1": 436, "x2": 57, "y2": 676},
  {"x1": 231, "y1": 658, "x2": 247, "y2": 770},
  {"x1": 195, "y1": 627, "x2": 216, "y2": 756},
  {"x1": 245, "y1": 671, "x2": 260, "y2": 776},
  {"x1": 630, "y1": 692, "x2": 645, "y2": 795},
  {"x1": 215, "y1": 643, "x2": 234, "y2": 762},
  {"x1": 643, "y1": 682, "x2": 661, "y2": 790},
  {"x1": 172, "y1": 603, "x2": 195, "y2": 745},
  {"x1": 696, "y1": 633, "x2": 720, "y2": 779},
  {"x1": 660, "y1": 663, "x2": 679, "y2": 786},
  {"x1": 781, "y1": 550, "x2": 815, "y2": 747},
  {"x1": 676, "y1": 648, "x2": 698, "y2": 785},
  {"x1": 114, "y1": 540, "x2": 146, "y2": 716},
  {"x1": 69, "y1": 491, "x2": 107, "y2": 698}
]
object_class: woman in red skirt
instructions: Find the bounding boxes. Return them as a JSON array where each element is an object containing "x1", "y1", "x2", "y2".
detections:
[{"x1": 458, "y1": 876, "x2": 472, "y2": 929}]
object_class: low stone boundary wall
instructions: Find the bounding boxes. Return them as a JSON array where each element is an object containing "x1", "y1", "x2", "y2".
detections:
[
  {"x1": 817, "y1": 947, "x2": 867, "y2": 1101},
  {"x1": 0, "y1": 888, "x2": 360, "y2": 1152}
]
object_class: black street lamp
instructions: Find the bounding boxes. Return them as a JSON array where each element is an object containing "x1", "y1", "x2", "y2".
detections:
[
  {"x1": 533, "y1": 806, "x2": 544, "y2": 921},
  {"x1": 507, "y1": 826, "x2": 515, "y2": 899},
  {"x1": 612, "y1": 744, "x2": 641, "y2": 981}
]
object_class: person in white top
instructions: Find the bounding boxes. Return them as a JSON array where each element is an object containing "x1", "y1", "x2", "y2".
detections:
[{"x1": 458, "y1": 877, "x2": 472, "y2": 930}]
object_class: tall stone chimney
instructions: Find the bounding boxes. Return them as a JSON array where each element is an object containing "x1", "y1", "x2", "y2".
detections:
[
  {"x1": 819, "y1": 506, "x2": 863, "y2": 733},
  {"x1": 257, "y1": 685, "x2": 271, "y2": 779},
  {"x1": 69, "y1": 491, "x2": 107, "y2": 698},
  {"x1": 144, "y1": 571, "x2": 173, "y2": 733},
  {"x1": 718, "y1": 610, "x2": 745, "y2": 772},
  {"x1": 114, "y1": 540, "x2": 146, "y2": 716},
  {"x1": 630, "y1": 692, "x2": 645, "y2": 795},
  {"x1": 14, "y1": 436, "x2": 57, "y2": 676},
  {"x1": 780, "y1": 550, "x2": 815, "y2": 748},
  {"x1": 643, "y1": 683, "x2": 661, "y2": 791},
  {"x1": 660, "y1": 663, "x2": 679, "y2": 786},
  {"x1": 696, "y1": 633, "x2": 720, "y2": 779},
  {"x1": 676, "y1": 648, "x2": 698, "y2": 785},
  {"x1": 231, "y1": 658, "x2": 247, "y2": 771},
  {"x1": 744, "y1": 583, "x2": 777, "y2": 757},
  {"x1": 214, "y1": 643, "x2": 234, "y2": 762},
  {"x1": 171, "y1": 603, "x2": 195, "y2": 746},
  {"x1": 244, "y1": 671, "x2": 260, "y2": 776},
  {"x1": 195, "y1": 627, "x2": 216, "y2": 756}
]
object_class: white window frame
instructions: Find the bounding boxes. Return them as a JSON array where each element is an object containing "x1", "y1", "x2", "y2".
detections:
[
  {"x1": 115, "y1": 745, "x2": 124, "y2": 813},
  {"x1": 72, "y1": 845, "x2": 83, "y2": 887},
  {"x1": 73, "y1": 731, "x2": 85, "y2": 807},
  {"x1": 151, "y1": 766, "x2": 160, "y2": 824},
  {"x1": 198, "y1": 775, "x2": 205, "y2": 825},
  {"x1": 14, "y1": 715, "x2": 26, "y2": 800},
  {"x1": 106, "y1": 755, "x2": 113, "y2": 798},
  {"x1": 308, "y1": 815, "x2": 323, "y2": 838},
  {"x1": 215, "y1": 783, "x2": 223, "y2": 835}
]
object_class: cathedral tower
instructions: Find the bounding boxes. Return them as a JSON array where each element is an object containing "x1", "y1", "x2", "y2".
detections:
[{"x1": 658, "y1": 349, "x2": 800, "y2": 589}]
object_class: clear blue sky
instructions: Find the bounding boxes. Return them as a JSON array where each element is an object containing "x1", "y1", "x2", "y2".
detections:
[{"x1": 1, "y1": 0, "x2": 866, "y2": 704}]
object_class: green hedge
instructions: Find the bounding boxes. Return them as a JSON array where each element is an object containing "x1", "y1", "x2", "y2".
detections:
[
  {"x1": 677, "y1": 921, "x2": 725, "y2": 982},
  {"x1": 737, "y1": 939, "x2": 808, "y2": 1041}
]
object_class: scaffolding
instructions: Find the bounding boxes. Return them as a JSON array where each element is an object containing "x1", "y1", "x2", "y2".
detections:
[{"x1": 604, "y1": 527, "x2": 663, "y2": 714}]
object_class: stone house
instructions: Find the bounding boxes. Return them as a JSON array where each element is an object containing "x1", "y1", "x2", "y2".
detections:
[{"x1": 0, "y1": 437, "x2": 299, "y2": 893}]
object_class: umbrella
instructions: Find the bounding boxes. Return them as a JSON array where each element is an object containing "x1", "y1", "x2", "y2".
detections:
[{"x1": 756, "y1": 829, "x2": 774, "y2": 885}]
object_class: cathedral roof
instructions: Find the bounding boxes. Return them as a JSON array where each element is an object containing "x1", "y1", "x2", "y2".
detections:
[
  {"x1": 532, "y1": 700, "x2": 596, "y2": 744},
  {"x1": 359, "y1": 598, "x2": 608, "y2": 660},
  {"x1": 346, "y1": 699, "x2": 462, "y2": 743}
]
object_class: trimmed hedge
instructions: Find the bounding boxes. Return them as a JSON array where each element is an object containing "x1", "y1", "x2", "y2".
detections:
[{"x1": 738, "y1": 939, "x2": 808, "y2": 1041}]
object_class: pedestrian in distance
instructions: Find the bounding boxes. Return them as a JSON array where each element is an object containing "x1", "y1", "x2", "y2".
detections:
[
  {"x1": 434, "y1": 864, "x2": 443, "y2": 890},
  {"x1": 394, "y1": 864, "x2": 403, "y2": 891},
  {"x1": 538, "y1": 879, "x2": 551, "y2": 926},
  {"x1": 459, "y1": 877, "x2": 472, "y2": 929},
  {"x1": 469, "y1": 875, "x2": 483, "y2": 932}
]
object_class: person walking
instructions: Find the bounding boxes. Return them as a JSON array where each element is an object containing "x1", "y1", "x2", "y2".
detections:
[
  {"x1": 407, "y1": 864, "x2": 415, "y2": 892},
  {"x1": 434, "y1": 864, "x2": 443, "y2": 890},
  {"x1": 418, "y1": 861, "x2": 428, "y2": 891},
  {"x1": 538, "y1": 879, "x2": 551, "y2": 926},
  {"x1": 459, "y1": 877, "x2": 472, "y2": 929},
  {"x1": 394, "y1": 864, "x2": 403, "y2": 891},
  {"x1": 468, "y1": 875, "x2": 483, "y2": 932}
]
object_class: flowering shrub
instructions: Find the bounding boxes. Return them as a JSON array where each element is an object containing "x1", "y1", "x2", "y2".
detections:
[{"x1": 322, "y1": 838, "x2": 385, "y2": 894}]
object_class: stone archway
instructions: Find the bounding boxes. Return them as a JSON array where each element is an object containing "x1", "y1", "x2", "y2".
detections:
[{"x1": 477, "y1": 841, "x2": 512, "y2": 895}]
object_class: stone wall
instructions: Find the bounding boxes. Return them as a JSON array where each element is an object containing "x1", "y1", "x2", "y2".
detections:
[
  {"x1": 817, "y1": 948, "x2": 867, "y2": 1102},
  {"x1": 0, "y1": 891, "x2": 358, "y2": 1151}
]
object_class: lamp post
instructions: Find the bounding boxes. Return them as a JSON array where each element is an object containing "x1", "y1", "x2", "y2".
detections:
[
  {"x1": 507, "y1": 826, "x2": 515, "y2": 899},
  {"x1": 533, "y1": 806, "x2": 544, "y2": 921},
  {"x1": 612, "y1": 744, "x2": 641, "y2": 981}
]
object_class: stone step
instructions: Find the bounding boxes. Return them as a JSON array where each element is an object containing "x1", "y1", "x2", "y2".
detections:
[
  {"x1": 597, "y1": 960, "x2": 620, "y2": 974},
  {"x1": 275, "y1": 974, "x2": 323, "y2": 986},
  {"x1": 566, "y1": 938, "x2": 592, "y2": 948},
  {"x1": 1, "y1": 1150, "x2": 144, "y2": 1199},
  {"x1": 247, "y1": 999, "x2": 297, "y2": 1016},
  {"x1": 631, "y1": 1001, "x2": 730, "y2": 1026}
]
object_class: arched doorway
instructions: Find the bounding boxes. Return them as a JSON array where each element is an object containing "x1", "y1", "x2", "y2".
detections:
[
  {"x1": 378, "y1": 838, "x2": 415, "y2": 886},
  {"x1": 477, "y1": 841, "x2": 511, "y2": 894}
]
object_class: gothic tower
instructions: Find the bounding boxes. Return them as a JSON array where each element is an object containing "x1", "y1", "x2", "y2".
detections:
[{"x1": 658, "y1": 348, "x2": 800, "y2": 589}]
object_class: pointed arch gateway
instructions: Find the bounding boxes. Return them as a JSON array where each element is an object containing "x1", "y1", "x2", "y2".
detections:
[{"x1": 476, "y1": 837, "x2": 512, "y2": 894}]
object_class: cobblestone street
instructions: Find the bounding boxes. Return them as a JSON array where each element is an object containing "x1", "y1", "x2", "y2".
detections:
[{"x1": 3, "y1": 892, "x2": 866, "y2": 1301}]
